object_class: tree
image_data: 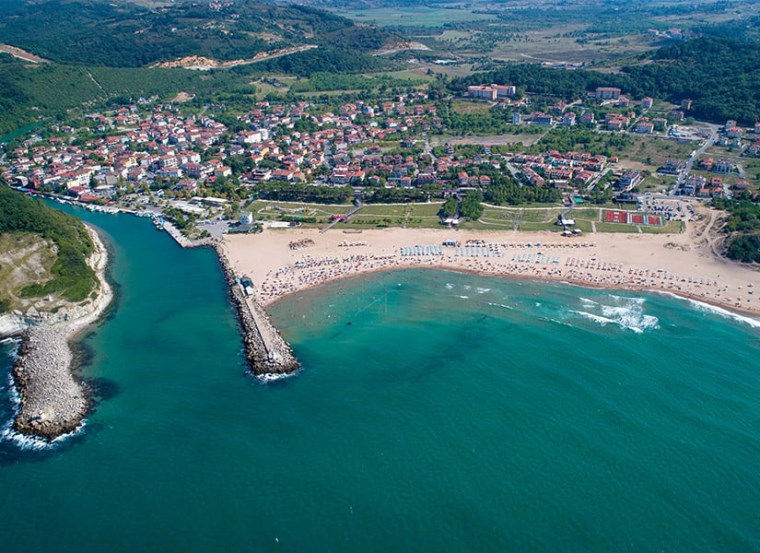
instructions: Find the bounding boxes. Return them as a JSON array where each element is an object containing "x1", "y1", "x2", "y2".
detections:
[
  {"x1": 439, "y1": 198, "x2": 458, "y2": 219},
  {"x1": 460, "y1": 191, "x2": 484, "y2": 220}
]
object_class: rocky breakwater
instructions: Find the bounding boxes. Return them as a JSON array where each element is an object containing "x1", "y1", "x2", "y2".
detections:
[
  {"x1": 9, "y1": 226, "x2": 113, "y2": 440},
  {"x1": 12, "y1": 326, "x2": 87, "y2": 438},
  {"x1": 214, "y1": 244, "x2": 299, "y2": 377}
]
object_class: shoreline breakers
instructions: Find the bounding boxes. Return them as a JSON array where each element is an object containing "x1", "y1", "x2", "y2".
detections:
[{"x1": 215, "y1": 245, "x2": 300, "y2": 377}]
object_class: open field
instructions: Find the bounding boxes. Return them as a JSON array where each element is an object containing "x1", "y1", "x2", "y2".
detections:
[
  {"x1": 619, "y1": 136, "x2": 699, "y2": 169},
  {"x1": 487, "y1": 28, "x2": 661, "y2": 65},
  {"x1": 431, "y1": 132, "x2": 544, "y2": 147},
  {"x1": 451, "y1": 100, "x2": 493, "y2": 115},
  {"x1": 334, "y1": 7, "x2": 494, "y2": 27}
]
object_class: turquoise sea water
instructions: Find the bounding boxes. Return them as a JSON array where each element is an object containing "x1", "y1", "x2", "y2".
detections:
[{"x1": 1, "y1": 203, "x2": 759, "y2": 552}]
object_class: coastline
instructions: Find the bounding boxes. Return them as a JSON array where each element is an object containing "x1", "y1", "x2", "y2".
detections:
[
  {"x1": 10, "y1": 225, "x2": 113, "y2": 440},
  {"x1": 223, "y1": 227, "x2": 760, "y2": 319}
]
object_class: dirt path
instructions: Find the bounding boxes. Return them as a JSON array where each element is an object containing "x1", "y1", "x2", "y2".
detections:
[{"x1": 0, "y1": 44, "x2": 48, "y2": 63}]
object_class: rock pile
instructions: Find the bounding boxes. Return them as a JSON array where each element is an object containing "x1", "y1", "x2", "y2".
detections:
[{"x1": 12, "y1": 326, "x2": 88, "y2": 439}]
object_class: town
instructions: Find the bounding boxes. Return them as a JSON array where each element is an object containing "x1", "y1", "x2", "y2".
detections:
[{"x1": 2, "y1": 83, "x2": 759, "y2": 244}]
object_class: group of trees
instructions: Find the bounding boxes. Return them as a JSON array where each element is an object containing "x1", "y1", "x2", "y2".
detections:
[
  {"x1": 255, "y1": 47, "x2": 391, "y2": 77},
  {"x1": 0, "y1": 0, "x2": 383, "y2": 68},
  {"x1": 451, "y1": 37, "x2": 760, "y2": 124},
  {"x1": 0, "y1": 186, "x2": 96, "y2": 302},
  {"x1": 257, "y1": 182, "x2": 353, "y2": 204},
  {"x1": 713, "y1": 197, "x2": 760, "y2": 263}
]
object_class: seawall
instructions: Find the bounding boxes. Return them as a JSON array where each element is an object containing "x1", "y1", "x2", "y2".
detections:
[{"x1": 214, "y1": 244, "x2": 300, "y2": 377}]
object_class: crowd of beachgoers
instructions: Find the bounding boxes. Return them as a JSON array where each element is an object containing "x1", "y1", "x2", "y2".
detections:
[{"x1": 251, "y1": 240, "x2": 758, "y2": 312}]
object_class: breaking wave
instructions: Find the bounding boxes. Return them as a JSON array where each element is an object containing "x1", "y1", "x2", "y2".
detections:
[
  {"x1": 685, "y1": 298, "x2": 760, "y2": 329},
  {"x1": 574, "y1": 294, "x2": 658, "y2": 334}
]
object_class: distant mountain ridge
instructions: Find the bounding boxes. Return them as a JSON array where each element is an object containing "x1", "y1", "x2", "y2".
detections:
[{"x1": 0, "y1": 0, "x2": 394, "y2": 67}]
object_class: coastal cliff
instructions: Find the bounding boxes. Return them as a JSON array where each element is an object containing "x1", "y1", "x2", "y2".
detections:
[{"x1": 214, "y1": 244, "x2": 299, "y2": 377}]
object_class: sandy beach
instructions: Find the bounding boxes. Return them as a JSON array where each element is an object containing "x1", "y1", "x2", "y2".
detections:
[{"x1": 222, "y1": 222, "x2": 760, "y2": 318}]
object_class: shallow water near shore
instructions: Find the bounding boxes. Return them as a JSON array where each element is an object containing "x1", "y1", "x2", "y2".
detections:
[{"x1": 0, "y1": 203, "x2": 759, "y2": 551}]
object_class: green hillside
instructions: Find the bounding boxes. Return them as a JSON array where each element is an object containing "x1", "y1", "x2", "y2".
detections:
[
  {"x1": 0, "y1": 186, "x2": 96, "y2": 302},
  {"x1": 0, "y1": 56, "x2": 239, "y2": 135},
  {"x1": 0, "y1": 0, "x2": 391, "y2": 67}
]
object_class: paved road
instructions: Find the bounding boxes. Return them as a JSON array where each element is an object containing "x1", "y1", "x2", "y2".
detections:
[
  {"x1": 678, "y1": 125, "x2": 719, "y2": 185},
  {"x1": 319, "y1": 202, "x2": 364, "y2": 233}
]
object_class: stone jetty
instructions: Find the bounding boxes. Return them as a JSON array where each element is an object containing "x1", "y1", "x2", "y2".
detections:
[
  {"x1": 11, "y1": 326, "x2": 88, "y2": 439},
  {"x1": 215, "y1": 245, "x2": 300, "y2": 377}
]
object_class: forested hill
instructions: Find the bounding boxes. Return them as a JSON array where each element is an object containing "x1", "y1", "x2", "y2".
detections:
[
  {"x1": 0, "y1": 0, "x2": 394, "y2": 67},
  {"x1": 452, "y1": 37, "x2": 760, "y2": 124}
]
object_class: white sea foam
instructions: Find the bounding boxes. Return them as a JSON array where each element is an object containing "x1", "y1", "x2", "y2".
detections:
[
  {"x1": 487, "y1": 302, "x2": 514, "y2": 310},
  {"x1": 573, "y1": 294, "x2": 658, "y2": 333},
  {"x1": 0, "y1": 419, "x2": 86, "y2": 451},
  {"x1": 476, "y1": 287, "x2": 491, "y2": 294},
  {"x1": 256, "y1": 371, "x2": 297, "y2": 383},
  {"x1": 445, "y1": 283, "x2": 454, "y2": 290},
  {"x1": 686, "y1": 298, "x2": 760, "y2": 328},
  {"x1": 0, "y1": 373, "x2": 86, "y2": 450},
  {"x1": 457, "y1": 295, "x2": 469, "y2": 299}
]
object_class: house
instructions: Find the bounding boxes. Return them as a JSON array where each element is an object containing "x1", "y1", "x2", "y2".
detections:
[
  {"x1": 714, "y1": 159, "x2": 734, "y2": 173},
  {"x1": 699, "y1": 158, "x2": 714, "y2": 170},
  {"x1": 635, "y1": 121, "x2": 654, "y2": 134},
  {"x1": 659, "y1": 159, "x2": 685, "y2": 175},
  {"x1": 726, "y1": 127, "x2": 742, "y2": 139},
  {"x1": 641, "y1": 97, "x2": 654, "y2": 110},
  {"x1": 562, "y1": 112, "x2": 577, "y2": 127},
  {"x1": 214, "y1": 166, "x2": 232, "y2": 178},
  {"x1": 681, "y1": 99, "x2": 693, "y2": 110}
]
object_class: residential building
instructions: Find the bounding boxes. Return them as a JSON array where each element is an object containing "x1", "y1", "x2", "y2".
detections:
[{"x1": 595, "y1": 87, "x2": 621, "y2": 100}]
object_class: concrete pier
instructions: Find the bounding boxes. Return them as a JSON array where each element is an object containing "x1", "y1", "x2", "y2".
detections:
[{"x1": 214, "y1": 245, "x2": 299, "y2": 377}]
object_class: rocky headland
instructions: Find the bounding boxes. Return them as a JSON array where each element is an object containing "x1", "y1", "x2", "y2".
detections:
[{"x1": 4, "y1": 226, "x2": 113, "y2": 440}]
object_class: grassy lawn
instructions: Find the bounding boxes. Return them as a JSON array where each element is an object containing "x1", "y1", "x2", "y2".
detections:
[
  {"x1": 249, "y1": 201, "x2": 352, "y2": 221},
  {"x1": 570, "y1": 208, "x2": 602, "y2": 220},
  {"x1": 593, "y1": 222, "x2": 641, "y2": 233},
  {"x1": 641, "y1": 221, "x2": 684, "y2": 234}
]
